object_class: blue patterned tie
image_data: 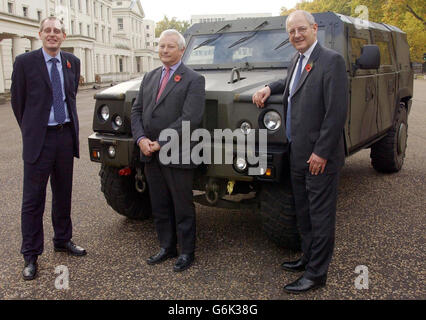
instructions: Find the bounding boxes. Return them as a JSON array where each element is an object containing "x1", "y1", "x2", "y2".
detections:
[
  {"x1": 50, "y1": 58, "x2": 66, "y2": 124},
  {"x1": 286, "y1": 54, "x2": 304, "y2": 142}
]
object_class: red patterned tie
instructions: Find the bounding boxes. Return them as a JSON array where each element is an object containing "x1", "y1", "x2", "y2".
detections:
[{"x1": 156, "y1": 67, "x2": 170, "y2": 102}]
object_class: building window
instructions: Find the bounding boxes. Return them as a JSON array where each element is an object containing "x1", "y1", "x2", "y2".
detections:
[
  {"x1": 23, "y1": 6, "x2": 28, "y2": 17},
  {"x1": 8, "y1": 2, "x2": 13, "y2": 14},
  {"x1": 146, "y1": 25, "x2": 150, "y2": 30},
  {"x1": 118, "y1": 18, "x2": 123, "y2": 30},
  {"x1": 86, "y1": 0, "x2": 89, "y2": 14},
  {"x1": 79, "y1": 23, "x2": 83, "y2": 35},
  {"x1": 37, "y1": 10, "x2": 42, "y2": 22},
  {"x1": 87, "y1": 25, "x2": 91, "y2": 37},
  {"x1": 119, "y1": 58, "x2": 123, "y2": 72}
]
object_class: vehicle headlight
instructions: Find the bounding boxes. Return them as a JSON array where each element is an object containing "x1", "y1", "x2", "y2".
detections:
[
  {"x1": 100, "y1": 105, "x2": 110, "y2": 121},
  {"x1": 234, "y1": 157, "x2": 247, "y2": 172},
  {"x1": 263, "y1": 111, "x2": 281, "y2": 131},
  {"x1": 114, "y1": 115, "x2": 123, "y2": 128},
  {"x1": 107, "y1": 146, "x2": 116, "y2": 158},
  {"x1": 240, "y1": 121, "x2": 252, "y2": 135}
]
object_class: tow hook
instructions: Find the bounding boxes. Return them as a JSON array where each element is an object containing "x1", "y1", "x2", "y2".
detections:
[{"x1": 135, "y1": 167, "x2": 147, "y2": 193}]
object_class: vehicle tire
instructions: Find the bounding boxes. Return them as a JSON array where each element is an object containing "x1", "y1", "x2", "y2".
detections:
[
  {"x1": 99, "y1": 164, "x2": 151, "y2": 220},
  {"x1": 371, "y1": 104, "x2": 408, "y2": 173},
  {"x1": 259, "y1": 182, "x2": 301, "y2": 251}
]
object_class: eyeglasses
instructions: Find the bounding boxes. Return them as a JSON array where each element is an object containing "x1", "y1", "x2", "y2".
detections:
[{"x1": 288, "y1": 26, "x2": 311, "y2": 36}]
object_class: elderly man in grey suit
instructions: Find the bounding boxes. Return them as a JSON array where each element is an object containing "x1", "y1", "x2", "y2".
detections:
[
  {"x1": 131, "y1": 29, "x2": 205, "y2": 272},
  {"x1": 253, "y1": 10, "x2": 348, "y2": 293}
]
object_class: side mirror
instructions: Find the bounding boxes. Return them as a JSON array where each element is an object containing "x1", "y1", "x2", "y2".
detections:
[{"x1": 356, "y1": 45, "x2": 380, "y2": 70}]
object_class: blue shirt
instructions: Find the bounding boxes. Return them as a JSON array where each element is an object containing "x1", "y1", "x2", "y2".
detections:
[
  {"x1": 42, "y1": 48, "x2": 70, "y2": 125},
  {"x1": 159, "y1": 60, "x2": 182, "y2": 86}
]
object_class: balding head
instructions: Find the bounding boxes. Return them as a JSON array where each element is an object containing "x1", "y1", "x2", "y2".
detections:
[{"x1": 286, "y1": 10, "x2": 318, "y2": 54}]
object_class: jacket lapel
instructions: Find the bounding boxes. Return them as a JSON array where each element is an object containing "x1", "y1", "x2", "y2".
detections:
[
  {"x1": 291, "y1": 43, "x2": 322, "y2": 97},
  {"x1": 60, "y1": 52, "x2": 70, "y2": 95},
  {"x1": 284, "y1": 53, "x2": 299, "y2": 100},
  {"x1": 154, "y1": 63, "x2": 186, "y2": 109},
  {"x1": 37, "y1": 48, "x2": 52, "y2": 91}
]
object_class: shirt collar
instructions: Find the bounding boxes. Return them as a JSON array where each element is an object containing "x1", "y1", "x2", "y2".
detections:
[
  {"x1": 300, "y1": 40, "x2": 318, "y2": 61},
  {"x1": 163, "y1": 60, "x2": 182, "y2": 73},
  {"x1": 42, "y1": 48, "x2": 61, "y2": 63}
]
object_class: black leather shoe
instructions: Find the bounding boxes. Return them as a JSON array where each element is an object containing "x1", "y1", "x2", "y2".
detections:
[
  {"x1": 283, "y1": 275, "x2": 326, "y2": 294},
  {"x1": 281, "y1": 258, "x2": 307, "y2": 272},
  {"x1": 22, "y1": 262, "x2": 37, "y2": 281},
  {"x1": 173, "y1": 253, "x2": 194, "y2": 272},
  {"x1": 147, "y1": 248, "x2": 177, "y2": 265},
  {"x1": 54, "y1": 241, "x2": 87, "y2": 256}
]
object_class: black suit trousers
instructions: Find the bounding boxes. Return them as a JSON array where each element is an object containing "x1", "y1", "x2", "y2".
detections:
[
  {"x1": 21, "y1": 125, "x2": 74, "y2": 263},
  {"x1": 290, "y1": 167, "x2": 340, "y2": 281},
  {"x1": 144, "y1": 157, "x2": 196, "y2": 254}
]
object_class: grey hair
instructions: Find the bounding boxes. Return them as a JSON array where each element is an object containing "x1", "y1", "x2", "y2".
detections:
[
  {"x1": 159, "y1": 29, "x2": 186, "y2": 49},
  {"x1": 39, "y1": 16, "x2": 66, "y2": 33},
  {"x1": 286, "y1": 10, "x2": 316, "y2": 29}
]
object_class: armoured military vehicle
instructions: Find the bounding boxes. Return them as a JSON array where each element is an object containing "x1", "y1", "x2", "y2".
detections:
[{"x1": 88, "y1": 12, "x2": 413, "y2": 250}]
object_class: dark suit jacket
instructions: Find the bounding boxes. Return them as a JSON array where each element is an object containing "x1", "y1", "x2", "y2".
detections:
[
  {"x1": 131, "y1": 62, "x2": 206, "y2": 168},
  {"x1": 269, "y1": 43, "x2": 348, "y2": 173},
  {"x1": 11, "y1": 48, "x2": 81, "y2": 164}
]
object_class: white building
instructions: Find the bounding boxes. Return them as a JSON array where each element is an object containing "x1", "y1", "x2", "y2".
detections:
[
  {"x1": 190, "y1": 13, "x2": 272, "y2": 25},
  {"x1": 0, "y1": 0, "x2": 160, "y2": 95}
]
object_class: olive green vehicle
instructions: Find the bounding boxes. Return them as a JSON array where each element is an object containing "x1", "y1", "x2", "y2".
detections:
[{"x1": 88, "y1": 12, "x2": 413, "y2": 250}]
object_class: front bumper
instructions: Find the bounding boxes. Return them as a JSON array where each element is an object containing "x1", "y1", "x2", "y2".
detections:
[{"x1": 88, "y1": 133, "x2": 135, "y2": 167}]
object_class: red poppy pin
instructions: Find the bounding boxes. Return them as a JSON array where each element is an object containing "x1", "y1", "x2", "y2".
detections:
[
  {"x1": 66, "y1": 60, "x2": 72, "y2": 69},
  {"x1": 174, "y1": 75, "x2": 181, "y2": 82},
  {"x1": 305, "y1": 63, "x2": 313, "y2": 72}
]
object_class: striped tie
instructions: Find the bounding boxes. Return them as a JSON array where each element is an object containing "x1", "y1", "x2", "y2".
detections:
[{"x1": 156, "y1": 67, "x2": 170, "y2": 102}]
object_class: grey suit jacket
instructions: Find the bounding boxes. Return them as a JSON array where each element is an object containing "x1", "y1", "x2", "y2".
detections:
[
  {"x1": 131, "y1": 62, "x2": 206, "y2": 168},
  {"x1": 269, "y1": 43, "x2": 348, "y2": 173}
]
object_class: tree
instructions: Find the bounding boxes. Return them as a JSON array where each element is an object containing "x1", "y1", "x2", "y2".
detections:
[
  {"x1": 280, "y1": 0, "x2": 425, "y2": 62},
  {"x1": 155, "y1": 16, "x2": 191, "y2": 38}
]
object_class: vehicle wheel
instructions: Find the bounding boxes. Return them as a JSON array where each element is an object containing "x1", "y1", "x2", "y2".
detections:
[
  {"x1": 259, "y1": 182, "x2": 301, "y2": 251},
  {"x1": 99, "y1": 164, "x2": 151, "y2": 220},
  {"x1": 371, "y1": 104, "x2": 408, "y2": 173}
]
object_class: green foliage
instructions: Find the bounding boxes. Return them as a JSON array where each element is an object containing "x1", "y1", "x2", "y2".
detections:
[
  {"x1": 155, "y1": 16, "x2": 191, "y2": 38},
  {"x1": 280, "y1": 0, "x2": 425, "y2": 61}
]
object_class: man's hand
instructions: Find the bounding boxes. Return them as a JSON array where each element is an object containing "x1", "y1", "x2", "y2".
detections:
[
  {"x1": 252, "y1": 86, "x2": 271, "y2": 108},
  {"x1": 138, "y1": 138, "x2": 154, "y2": 157},
  {"x1": 150, "y1": 141, "x2": 161, "y2": 152},
  {"x1": 307, "y1": 153, "x2": 328, "y2": 175}
]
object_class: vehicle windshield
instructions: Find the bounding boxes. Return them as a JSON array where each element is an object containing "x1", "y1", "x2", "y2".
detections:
[
  {"x1": 183, "y1": 29, "x2": 325, "y2": 69},
  {"x1": 183, "y1": 29, "x2": 296, "y2": 68}
]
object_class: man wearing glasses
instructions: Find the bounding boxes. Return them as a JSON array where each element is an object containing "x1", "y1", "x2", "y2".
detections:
[{"x1": 252, "y1": 10, "x2": 348, "y2": 293}]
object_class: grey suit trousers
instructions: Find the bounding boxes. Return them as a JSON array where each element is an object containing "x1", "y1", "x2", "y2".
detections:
[{"x1": 290, "y1": 167, "x2": 340, "y2": 281}]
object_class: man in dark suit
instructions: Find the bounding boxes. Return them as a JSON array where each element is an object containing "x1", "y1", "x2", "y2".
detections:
[
  {"x1": 11, "y1": 16, "x2": 86, "y2": 281},
  {"x1": 131, "y1": 29, "x2": 205, "y2": 272},
  {"x1": 253, "y1": 10, "x2": 348, "y2": 293}
]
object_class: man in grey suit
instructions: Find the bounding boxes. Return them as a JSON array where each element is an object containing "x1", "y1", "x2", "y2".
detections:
[
  {"x1": 131, "y1": 29, "x2": 205, "y2": 272},
  {"x1": 253, "y1": 10, "x2": 348, "y2": 293}
]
